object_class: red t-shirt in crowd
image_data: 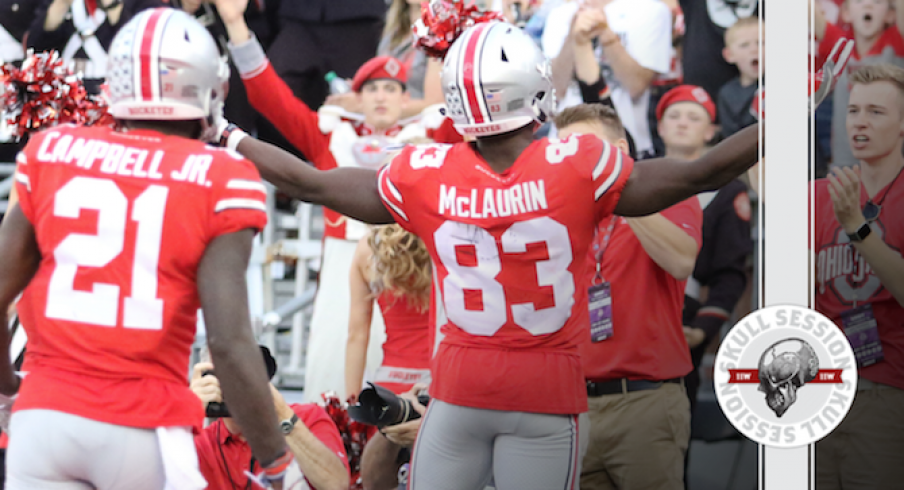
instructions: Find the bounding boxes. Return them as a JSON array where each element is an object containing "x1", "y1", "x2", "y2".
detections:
[
  {"x1": 195, "y1": 403, "x2": 349, "y2": 490},
  {"x1": 813, "y1": 179, "x2": 904, "y2": 391},
  {"x1": 378, "y1": 135, "x2": 633, "y2": 414},
  {"x1": 12, "y1": 125, "x2": 267, "y2": 431},
  {"x1": 580, "y1": 199, "x2": 703, "y2": 382}
]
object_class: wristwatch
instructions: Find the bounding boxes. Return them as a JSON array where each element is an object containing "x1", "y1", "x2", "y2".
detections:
[
  {"x1": 280, "y1": 413, "x2": 299, "y2": 435},
  {"x1": 847, "y1": 222, "x2": 872, "y2": 242}
]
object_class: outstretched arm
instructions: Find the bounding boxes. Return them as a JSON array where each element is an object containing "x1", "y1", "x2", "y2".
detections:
[
  {"x1": 235, "y1": 137, "x2": 395, "y2": 225},
  {"x1": 615, "y1": 123, "x2": 759, "y2": 216},
  {"x1": 198, "y1": 229, "x2": 287, "y2": 467},
  {"x1": 0, "y1": 205, "x2": 40, "y2": 396}
]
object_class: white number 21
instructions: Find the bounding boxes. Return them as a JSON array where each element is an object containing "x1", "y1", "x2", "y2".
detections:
[{"x1": 46, "y1": 177, "x2": 168, "y2": 330}]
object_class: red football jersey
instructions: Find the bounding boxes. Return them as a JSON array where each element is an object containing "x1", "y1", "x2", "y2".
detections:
[
  {"x1": 13, "y1": 125, "x2": 268, "y2": 430},
  {"x1": 378, "y1": 135, "x2": 633, "y2": 414},
  {"x1": 813, "y1": 179, "x2": 904, "y2": 391}
]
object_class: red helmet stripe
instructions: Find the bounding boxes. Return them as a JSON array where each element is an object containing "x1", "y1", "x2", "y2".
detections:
[
  {"x1": 138, "y1": 8, "x2": 168, "y2": 101},
  {"x1": 461, "y1": 22, "x2": 491, "y2": 124}
]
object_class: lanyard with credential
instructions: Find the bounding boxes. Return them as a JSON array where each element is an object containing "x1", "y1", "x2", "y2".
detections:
[
  {"x1": 589, "y1": 217, "x2": 618, "y2": 342},
  {"x1": 591, "y1": 216, "x2": 619, "y2": 285}
]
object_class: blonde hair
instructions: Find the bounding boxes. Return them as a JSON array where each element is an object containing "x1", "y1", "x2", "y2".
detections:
[
  {"x1": 724, "y1": 16, "x2": 760, "y2": 45},
  {"x1": 368, "y1": 224, "x2": 432, "y2": 312},
  {"x1": 849, "y1": 63, "x2": 904, "y2": 91},
  {"x1": 850, "y1": 64, "x2": 904, "y2": 111},
  {"x1": 382, "y1": 0, "x2": 416, "y2": 55}
]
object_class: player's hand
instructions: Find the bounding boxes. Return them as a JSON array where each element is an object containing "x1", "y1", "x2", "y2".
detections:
[
  {"x1": 827, "y1": 165, "x2": 867, "y2": 234},
  {"x1": 213, "y1": 0, "x2": 249, "y2": 24},
  {"x1": 269, "y1": 384, "x2": 295, "y2": 422},
  {"x1": 812, "y1": 38, "x2": 854, "y2": 113},
  {"x1": 190, "y1": 362, "x2": 222, "y2": 407},
  {"x1": 683, "y1": 327, "x2": 706, "y2": 349},
  {"x1": 572, "y1": 8, "x2": 607, "y2": 46},
  {"x1": 324, "y1": 92, "x2": 361, "y2": 114}
]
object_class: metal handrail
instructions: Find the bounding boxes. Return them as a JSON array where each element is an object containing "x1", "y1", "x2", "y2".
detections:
[{"x1": 259, "y1": 286, "x2": 317, "y2": 329}]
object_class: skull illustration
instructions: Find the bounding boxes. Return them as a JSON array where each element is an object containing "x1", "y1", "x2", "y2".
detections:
[{"x1": 758, "y1": 339, "x2": 819, "y2": 418}]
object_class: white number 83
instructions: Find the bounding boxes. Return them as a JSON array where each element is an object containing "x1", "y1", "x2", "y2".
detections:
[{"x1": 434, "y1": 218, "x2": 575, "y2": 336}]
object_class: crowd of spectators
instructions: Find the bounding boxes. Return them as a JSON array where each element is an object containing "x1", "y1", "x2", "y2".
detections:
[{"x1": 0, "y1": 0, "x2": 763, "y2": 489}]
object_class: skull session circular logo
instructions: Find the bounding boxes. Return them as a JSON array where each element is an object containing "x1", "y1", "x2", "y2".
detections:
[{"x1": 713, "y1": 305, "x2": 857, "y2": 448}]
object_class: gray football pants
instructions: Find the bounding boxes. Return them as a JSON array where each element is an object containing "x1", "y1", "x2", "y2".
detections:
[
  {"x1": 6, "y1": 409, "x2": 166, "y2": 490},
  {"x1": 409, "y1": 399, "x2": 590, "y2": 490}
]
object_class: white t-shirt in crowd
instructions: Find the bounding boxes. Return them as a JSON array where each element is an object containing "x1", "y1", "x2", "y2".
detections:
[{"x1": 542, "y1": 0, "x2": 672, "y2": 156}]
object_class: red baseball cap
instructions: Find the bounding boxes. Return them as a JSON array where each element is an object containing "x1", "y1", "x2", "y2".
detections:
[
  {"x1": 655, "y1": 85, "x2": 716, "y2": 122},
  {"x1": 351, "y1": 56, "x2": 408, "y2": 92}
]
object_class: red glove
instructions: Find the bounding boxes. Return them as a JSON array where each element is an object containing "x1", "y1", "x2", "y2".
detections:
[{"x1": 811, "y1": 38, "x2": 854, "y2": 112}]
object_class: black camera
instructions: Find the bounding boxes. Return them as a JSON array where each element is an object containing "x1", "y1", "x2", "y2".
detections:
[
  {"x1": 348, "y1": 382, "x2": 430, "y2": 429},
  {"x1": 203, "y1": 345, "x2": 278, "y2": 418}
]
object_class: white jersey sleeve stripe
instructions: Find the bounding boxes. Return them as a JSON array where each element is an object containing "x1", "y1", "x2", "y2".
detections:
[
  {"x1": 15, "y1": 152, "x2": 26, "y2": 166},
  {"x1": 214, "y1": 198, "x2": 267, "y2": 213},
  {"x1": 226, "y1": 179, "x2": 268, "y2": 193},
  {"x1": 591, "y1": 142, "x2": 612, "y2": 180},
  {"x1": 378, "y1": 166, "x2": 409, "y2": 221},
  {"x1": 386, "y1": 177, "x2": 404, "y2": 204},
  {"x1": 594, "y1": 151, "x2": 623, "y2": 201},
  {"x1": 14, "y1": 172, "x2": 30, "y2": 192}
]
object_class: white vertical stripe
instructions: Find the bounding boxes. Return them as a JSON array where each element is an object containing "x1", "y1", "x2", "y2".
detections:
[
  {"x1": 131, "y1": 13, "x2": 148, "y2": 101},
  {"x1": 592, "y1": 142, "x2": 612, "y2": 180},
  {"x1": 456, "y1": 27, "x2": 476, "y2": 124},
  {"x1": 377, "y1": 167, "x2": 408, "y2": 221},
  {"x1": 471, "y1": 23, "x2": 493, "y2": 123},
  {"x1": 763, "y1": 0, "x2": 810, "y2": 487},
  {"x1": 594, "y1": 151, "x2": 622, "y2": 200},
  {"x1": 385, "y1": 178, "x2": 404, "y2": 204},
  {"x1": 148, "y1": 9, "x2": 172, "y2": 102}
]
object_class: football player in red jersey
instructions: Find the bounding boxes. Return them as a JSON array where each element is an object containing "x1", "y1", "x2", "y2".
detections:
[
  {"x1": 0, "y1": 9, "x2": 290, "y2": 490},
  {"x1": 216, "y1": 19, "x2": 760, "y2": 489}
]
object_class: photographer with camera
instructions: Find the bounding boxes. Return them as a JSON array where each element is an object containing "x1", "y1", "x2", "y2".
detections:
[
  {"x1": 354, "y1": 383, "x2": 427, "y2": 490},
  {"x1": 191, "y1": 348, "x2": 350, "y2": 490}
]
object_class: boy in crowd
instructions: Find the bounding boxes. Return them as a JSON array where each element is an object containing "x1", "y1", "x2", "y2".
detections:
[
  {"x1": 814, "y1": 0, "x2": 904, "y2": 168},
  {"x1": 717, "y1": 16, "x2": 762, "y2": 139}
]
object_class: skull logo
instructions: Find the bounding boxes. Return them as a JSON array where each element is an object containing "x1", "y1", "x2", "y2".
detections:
[{"x1": 757, "y1": 339, "x2": 819, "y2": 418}]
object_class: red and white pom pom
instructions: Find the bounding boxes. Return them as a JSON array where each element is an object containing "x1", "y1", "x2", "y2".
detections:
[
  {"x1": 413, "y1": 0, "x2": 504, "y2": 59},
  {"x1": 0, "y1": 50, "x2": 112, "y2": 140},
  {"x1": 320, "y1": 392, "x2": 376, "y2": 490}
]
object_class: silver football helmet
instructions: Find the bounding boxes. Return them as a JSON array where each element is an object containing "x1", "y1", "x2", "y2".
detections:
[
  {"x1": 441, "y1": 21, "x2": 555, "y2": 137},
  {"x1": 106, "y1": 8, "x2": 228, "y2": 120}
]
